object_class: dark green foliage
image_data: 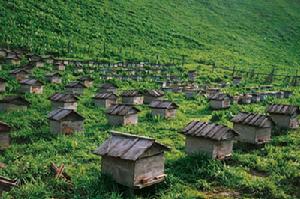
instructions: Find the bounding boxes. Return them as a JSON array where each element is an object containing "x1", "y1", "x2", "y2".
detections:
[{"x1": 1, "y1": 0, "x2": 300, "y2": 70}]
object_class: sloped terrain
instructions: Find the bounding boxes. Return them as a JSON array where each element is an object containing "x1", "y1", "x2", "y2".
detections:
[
  {"x1": 0, "y1": 62, "x2": 299, "y2": 198},
  {"x1": 0, "y1": 1, "x2": 300, "y2": 199},
  {"x1": 1, "y1": 0, "x2": 300, "y2": 68}
]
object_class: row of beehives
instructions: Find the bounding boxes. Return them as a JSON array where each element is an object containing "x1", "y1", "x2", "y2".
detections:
[
  {"x1": 0, "y1": 48, "x2": 233, "y2": 91},
  {"x1": 3, "y1": 60, "x2": 199, "y2": 97},
  {"x1": 0, "y1": 48, "x2": 191, "y2": 83},
  {"x1": 0, "y1": 48, "x2": 293, "y2": 114},
  {"x1": 2, "y1": 67, "x2": 288, "y2": 101},
  {"x1": 159, "y1": 80, "x2": 292, "y2": 103},
  {"x1": 1, "y1": 66, "x2": 292, "y2": 114},
  {"x1": 0, "y1": 48, "x2": 257, "y2": 90},
  {"x1": 55, "y1": 101, "x2": 300, "y2": 189},
  {"x1": 2, "y1": 60, "x2": 191, "y2": 87},
  {"x1": 1, "y1": 68, "x2": 182, "y2": 97},
  {"x1": 52, "y1": 62, "x2": 188, "y2": 84},
  {"x1": 0, "y1": 97, "x2": 299, "y2": 191},
  {"x1": 1, "y1": 70, "x2": 297, "y2": 142},
  {"x1": 5, "y1": 48, "x2": 287, "y2": 91},
  {"x1": 0, "y1": 76, "x2": 179, "y2": 192},
  {"x1": 1, "y1": 49, "x2": 299, "y2": 191},
  {"x1": 207, "y1": 90, "x2": 293, "y2": 110},
  {"x1": 2, "y1": 48, "x2": 299, "y2": 88},
  {"x1": 1, "y1": 98, "x2": 299, "y2": 190},
  {"x1": 0, "y1": 48, "x2": 176, "y2": 69}
]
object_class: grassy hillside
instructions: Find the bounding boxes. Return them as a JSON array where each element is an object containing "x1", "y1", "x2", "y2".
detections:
[
  {"x1": 0, "y1": 1, "x2": 300, "y2": 198},
  {"x1": 1, "y1": 0, "x2": 300, "y2": 69},
  {"x1": 0, "y1": 62, "x2": 299, "y2": 199}
]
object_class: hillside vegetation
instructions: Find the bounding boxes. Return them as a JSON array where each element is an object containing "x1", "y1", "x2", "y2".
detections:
[
  {"x1": 0, "y1": 62, "x2": 299, "y2": 199},
  {"x1": 1, "y1": 0, "x2": 300, "y2": 69},
  {"x1": 0, "y1": 1, "x2": 300, "y2": 199}
]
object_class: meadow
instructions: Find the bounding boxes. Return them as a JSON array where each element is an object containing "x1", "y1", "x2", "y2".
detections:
[
  {"x1": 0, "y1": 0, "x2": 300, "y2": 198},
  {"x1": 1, "y1": 0, "x2": 300, "y2": 70},
  {"x1": 0, "y1": 60, "x2": 299, "y2": 198}
]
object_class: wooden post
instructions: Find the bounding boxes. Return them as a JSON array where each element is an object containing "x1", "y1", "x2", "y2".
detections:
[
  {"x1": 181, "y1": 55, "x2": 186, "y2": 67},
  {"x1": 60, "y1": 43, "x2": 63, "y2": 56},
  {"x1": 296, "y1": 70, "x2": 299, "y2": 86},
  {"x1": 103, "y1": 42, "x2": 106, "y2": 55},
  {"x1": 285, "y1": 75, "x2": 290, "y2": 86},
  {"x1": 132, "y1": 46, "x2": 135, "y2": 58},
  {"x1": 232, "y1": 66, "x2": 236, "y2": 77},
  {"x1": 292, "y1": 69, "x2": 299, "y2": 86},
  {"x1": 250, "y1": 69, "x2": 255, "y2": 78},
  {"x1": 270, "y1": 67, "x2": 276, "y2": 83},
  {"x1": 246, "y1": 69, "x2": 251, "y2": 78},
  {"x1": 67, "y1": 40, "x2": 71, "y2": 54},
  {"x1": 118, "y1": 47, "x2": 121, "y2": 61},
  {"x1": 88, "y1": 45, "x2": 91, "y2": 56},
  {"x1": 265, "y1": 66, "x2": 275, "y2": 83}
]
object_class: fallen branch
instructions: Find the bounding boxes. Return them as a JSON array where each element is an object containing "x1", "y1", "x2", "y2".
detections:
[
  {"x1": 0, "y1": 176, "x2": 18, "y2": 193},
  {"x1": 50, "y1": 162, "x2": 71, "y2": 182}
]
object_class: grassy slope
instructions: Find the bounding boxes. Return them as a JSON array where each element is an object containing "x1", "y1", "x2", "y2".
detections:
[
  {"x1": 0, "y1": 63, "x2": 299, "y2": 199},
  {"x1": 1, "y1": 0, "x2": 300, "y2": 69},
  {"x1": 0, "y1": 1, "x2": 300, "y2": 198}
]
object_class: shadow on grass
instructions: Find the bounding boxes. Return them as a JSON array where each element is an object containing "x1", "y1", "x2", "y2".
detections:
[
  {"x1": 234, "y1": 142, "x2": 265, "y2": 153},
  {"x1": 166, "y1": 154, "x2": 223, "y2": 184},
  {"x1": 74, "y1": 172, "x2": 168, "y2": 199},
  {"x1": 187, "y1": 105, "x2": 212, "y2": 117},
  {"x1": 272, "y1": 127, "x2": 289, "y2": 136},
  {"x1": 280, "y1": 176, "x2": 300, "y2": 198},
  {"x1": 13, "y1": 131, "x2": 56, "y2": 145}
]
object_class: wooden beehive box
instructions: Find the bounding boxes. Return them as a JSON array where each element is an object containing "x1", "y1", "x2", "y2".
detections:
[
  {"x1": 106, "y1": 104, "x2": 140, "y2": 126},
  {"x1": 149, "y1": 100, "x2": 178, "y2": 119},
  {"x1": 19, "y1": 79, "x2": 44, "y2": 94},
  {"x1": 267, "y1": 104, "x2": 300, "y2": 129},
  {"x1": 0, "y1": 121, "x2": 11, "y2": 150},
  {"x1": 121, "y1": 90, "x2": 144, "y2": 105},
  {"x1": 45, "y1": 73, "x2": 62, "y2": 84},
  {"x1": 181, "y1": 121, "x2": 238, "y2": 159},
  {"x1": 93, "y1": 131, "x2": 170, "y2": 189},
  {"x1": 48, "y1": 108, "x2": 84, "y2": 135},
  {"x1": 49, "y1": 93, "x2": 79, "y2": 111},
  {"x1": 231, "y1": 112, "x2": 273, "y2": 144},
  {"x1": 143, "y1": 90, "x2": 165, "y2": 104},
  {"x1": 65, "y1": 82, "x2": 87, "y2": 95},
  {"x1": 93, "y1": 93, "x2": 117, "y2": 108},
  {"x1": 97, "y1": 83, "x2": 118, "y2": 94},
  {"x1": 9, "y1": 68, "x2": 30, "y2": 81},
  {"x1": 0, "y1": 96, "x2": 30, "y2": 112},
  {"x1": 208, "y1": 93, "x2": 231, "y2": 109}
]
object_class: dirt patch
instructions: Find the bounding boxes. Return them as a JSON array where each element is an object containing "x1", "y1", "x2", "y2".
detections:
[
  {"x1": 12, "y1": 136, "x2": 32, "y2": 145},
  {"x1": 0, "y1": 162, "x2": 6, "y2": 169},
  {"x1": 205, "y1": 188, "x2": 240, "y2": 199}
]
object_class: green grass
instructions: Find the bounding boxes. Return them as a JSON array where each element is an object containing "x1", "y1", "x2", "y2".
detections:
[
  {"x1": 1, "y1": 0, "x2": 300, "y2": 70},
  {"x1": 0, "y1": 1, "x2": 300, "y2": 198},
  {"x1": 0, "y1": 62, "x2": 299, "y2": 198}
]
